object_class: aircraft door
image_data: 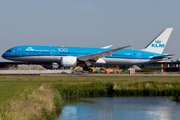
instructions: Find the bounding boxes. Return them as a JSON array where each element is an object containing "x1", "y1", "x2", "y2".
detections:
[
  {"x1": 17, "y1": 48, "x2": 22, "y2": 55},
  {"x1": 137, "y1": 53, "x2": 141, "y2": 60},
  {"x1": 51, "y1": 50, "x2": 56, "y2": 56}
]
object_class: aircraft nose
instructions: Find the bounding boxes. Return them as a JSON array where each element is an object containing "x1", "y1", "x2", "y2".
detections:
[{"x1": 2, "y1": 52, "x2": 7, "y2": 58}]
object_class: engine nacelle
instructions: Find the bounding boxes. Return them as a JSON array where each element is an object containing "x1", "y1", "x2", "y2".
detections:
[{"x1": 61, "y1": 56, "x2": 77, "y2": 67}]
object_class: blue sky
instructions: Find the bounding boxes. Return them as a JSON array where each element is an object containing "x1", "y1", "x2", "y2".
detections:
[{"x1": 0, "y1": 0, "x2": 180, "y2": 61}]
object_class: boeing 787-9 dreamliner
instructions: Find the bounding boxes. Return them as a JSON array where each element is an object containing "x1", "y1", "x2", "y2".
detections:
[{"x1": 2, "y1": 28, "x2": 173, "y2": 67}]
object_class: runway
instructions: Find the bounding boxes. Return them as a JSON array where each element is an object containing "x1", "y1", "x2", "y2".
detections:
[
  {"x1": 1, "y1": 69, "x2": 180, "y2": 76},
  {"x1": 0, "y1": 70, "x2": 72, "y2": 74},
  {"x1": 40, "y1": 73, "x2": 180, "y2": 76}
]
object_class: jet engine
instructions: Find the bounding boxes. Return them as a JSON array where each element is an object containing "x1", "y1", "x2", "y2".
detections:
[{"x1": 61, "y1": 56, "x2": 77, "y2": 67}]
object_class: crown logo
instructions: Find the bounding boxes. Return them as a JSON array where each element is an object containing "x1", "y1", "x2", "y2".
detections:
[
  {"x1": 26, "y1": 47, "x2": 34, "y2": 51},
  {"x1": 155, "y1": 40, "x2": 161, "y2": 43}
]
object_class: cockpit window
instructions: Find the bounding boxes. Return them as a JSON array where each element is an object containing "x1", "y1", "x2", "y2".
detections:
[{"x1": 6, "y1": 50, "x2": 11, "y2": 52}]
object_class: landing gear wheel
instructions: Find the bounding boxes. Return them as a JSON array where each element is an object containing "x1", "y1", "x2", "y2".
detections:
[
  {"x1": 88, "y1": 68, "x2": 93, "y2": 73},
  {"x1": 100, "y1": 68, "x2": 104, "y2": 72}
]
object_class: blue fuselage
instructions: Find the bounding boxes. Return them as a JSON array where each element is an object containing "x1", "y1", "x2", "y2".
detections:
[{"x1": 2, "y1": 45, "x2": 166, "y2": 65}]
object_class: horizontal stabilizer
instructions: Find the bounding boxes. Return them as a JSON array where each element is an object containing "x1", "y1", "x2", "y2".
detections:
[{"x1": 151, "y1": 54, "x2": 174, "y2": 59}]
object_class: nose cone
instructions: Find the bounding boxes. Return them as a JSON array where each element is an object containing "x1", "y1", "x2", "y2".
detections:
[
  {"x1": 2, "y1": 52, "x2": 7, "y2": 59},
  {"x1": 2, "y1": 53, "x2": 5, "y2": 58}
]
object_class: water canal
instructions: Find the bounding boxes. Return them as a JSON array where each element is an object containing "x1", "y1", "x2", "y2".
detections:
[{"x1": 58, "y1": 97, "x2": 180, "y2": 120}]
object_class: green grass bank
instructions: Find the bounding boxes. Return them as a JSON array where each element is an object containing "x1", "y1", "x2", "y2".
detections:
[
  {"x1": 1, "y1": 75, "x2": 180, "y2": 119},
  {"x1": 0, "y1": 83, "x2": 63, "y2": 120}
]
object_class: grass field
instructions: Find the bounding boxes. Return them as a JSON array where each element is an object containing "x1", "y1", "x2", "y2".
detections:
[
  {"x1": 0, "y1": 82, "x2": 38, "y2": 105},
  {"x1": 1, "y1": 75, "x2": 180, "y2": 82},
  {"x1": 1, "y1": 75, "x2": 180, "y2": 102},
  {"x1": 0, "y1": 75, "x2": 180, "y2": 119}
]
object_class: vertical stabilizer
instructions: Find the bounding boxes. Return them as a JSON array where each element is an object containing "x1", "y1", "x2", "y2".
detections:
[{"x1": 144, "y1": 28, "x2": 173, "y2": 54}]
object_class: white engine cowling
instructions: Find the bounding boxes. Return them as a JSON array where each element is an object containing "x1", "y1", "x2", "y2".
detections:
[{"x1": 61, "y1": 56, "x2": 77, "y2": 67}]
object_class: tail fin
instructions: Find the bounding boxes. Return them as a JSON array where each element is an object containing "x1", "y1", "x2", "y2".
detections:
[{"x1": 143, "y1": 28, "x2": 173, "y2": 54}]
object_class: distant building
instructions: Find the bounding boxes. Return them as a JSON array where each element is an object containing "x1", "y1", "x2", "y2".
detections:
[
  {"x1": 1, "y1": 60, "x2": 180, "y2": 72},
  {"x1": 141, "y1": 60, "x2": 180, "y2": 72}
]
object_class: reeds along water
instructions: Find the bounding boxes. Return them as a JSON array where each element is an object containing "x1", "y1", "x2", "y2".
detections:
[
  {"x1": 54, "y1": 82, "x2": 108, "y2": 96},
  {"x1": 54, "y1": 81, "x2": 180, "y2": 96},
  {"x1": 113, "y1": 81, "x2": 180, "y2": 96}
]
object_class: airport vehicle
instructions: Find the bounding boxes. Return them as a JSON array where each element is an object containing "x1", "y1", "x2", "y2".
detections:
[{"x1": 2, "y1": 28, "x2": 173, "y2": 67}]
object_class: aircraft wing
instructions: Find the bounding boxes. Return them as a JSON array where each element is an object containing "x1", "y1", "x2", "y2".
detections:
[
  {"x1": 77, "y1": 45, "x2": 131, "y2": 61},
  {"x1": 151, "y1": 54, "x2": 174, "y2": 59}
]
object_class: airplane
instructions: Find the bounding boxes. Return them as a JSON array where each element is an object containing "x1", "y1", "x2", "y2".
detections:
[{"x1": 2, "y1": 28, "x2": 173, "y2": 68}]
